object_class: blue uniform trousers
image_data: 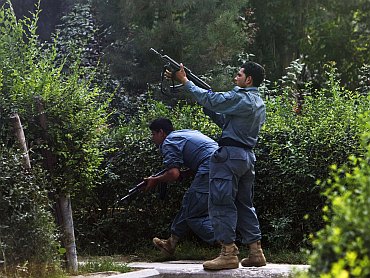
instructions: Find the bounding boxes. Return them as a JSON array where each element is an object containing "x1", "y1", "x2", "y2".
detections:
[
  {"x1": 209, "y1": 146, "x2": 262, "y2": 244},
  {"x1": 170, "y1": 173, "x2": 215, "y2": 244}
]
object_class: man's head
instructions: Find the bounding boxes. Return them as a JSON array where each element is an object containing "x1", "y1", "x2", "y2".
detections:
[
  {"x1": 149, "y1": 118, "x2": 174, "y2": 146},
  {"x1": 235, "y1": 61, "x2": 265, "y2": 88}
]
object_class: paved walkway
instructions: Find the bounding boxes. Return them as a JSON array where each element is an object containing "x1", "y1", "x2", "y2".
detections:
[{"x1": 84, "y1": 260, "x2": 310, "y2": 278}]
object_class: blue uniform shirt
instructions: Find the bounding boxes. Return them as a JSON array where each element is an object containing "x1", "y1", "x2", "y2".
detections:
[
  {"x1": 160, "y1": 129, "x2": 218, "y2": 174},
  {"x1": 184, "y1": 81, "x2": 266, "y2": 148}
]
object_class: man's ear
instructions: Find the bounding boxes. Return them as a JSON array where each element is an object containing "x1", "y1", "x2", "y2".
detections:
[
  {"x1": 160, "y1": 129, "x2": 167, "y2": 139},
  {"x1": 246, "y1": 75, "x2": 253, "y2": 86}
]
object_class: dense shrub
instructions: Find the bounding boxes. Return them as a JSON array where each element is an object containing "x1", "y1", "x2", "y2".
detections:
[
  {"x1": 0, "y1": 147, "x2": 60, "y2": 277},
  {"x1": 255, "y1": 68, "x2": 368, "y2": 251},
  {"x1": 0, "y1": 0, "x2": 110, "y2": 199},
  {"x1": 306, "y1": 110, "x2": 370, "y2": 277}
]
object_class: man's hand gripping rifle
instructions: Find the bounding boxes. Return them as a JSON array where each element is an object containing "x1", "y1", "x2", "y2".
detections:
[
  {"x1": 116, "y1": 169, "x2": 167, "y2": 204},
  {"x1": 150, "y1": 48, "x2": 211, "y2": 94}
]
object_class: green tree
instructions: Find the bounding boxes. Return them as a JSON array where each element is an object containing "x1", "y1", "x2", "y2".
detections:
[
  {"x1": 0, "y1": 0, "x2": 109, "y2": 202},
  {"x1": 0, "y1": 1, "x2": 110, "y2": 273},
  {"x1": 249, "y1": 0, "x2": 310, "y2": 81},
  {"x1": 92, "y1": 0, "x2": 256, "y2": 93},
  {"x1": 301, "y1": 0, "x2": 370, "y2": 89}
]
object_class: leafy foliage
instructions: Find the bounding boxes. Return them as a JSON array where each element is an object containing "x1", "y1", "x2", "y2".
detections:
[
  {"x1": 0, "y1": 1, "x2": 110, "y2": 273},
  {"x1": 0, "y1": 147, "x2": 60, "y2": 277},
  {"x1": 301, "y1": 0, "x2": 370, "y2": 89},
  {"x1": 357, "y1": 64, "x2": 370, "y2": 95},
  {"x1": 248, "y1": 0, "x2": 309, "y2": 81},
  {"x1": 253, "y1": 64, "x2": 368, "y2": 251},
  {"x1": 0, "y1": 1, "x2": 110, "y2": 196},
  {"x1": 53, "y1": 2, "x2": 146, "y2": 126},
  {"x1": 307, "y1": 111, "x2": 370, "y2": 277}
]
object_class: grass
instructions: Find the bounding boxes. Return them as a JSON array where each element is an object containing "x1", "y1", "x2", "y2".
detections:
[
  {"x1": 78, "y1": 257, "x2": 132, "y2": 274},
  {"x1": 0, "y1": 263, "x2": 67, "y2": 278},
  {"x1": 263, "y1": 249, "x2": 309, "y2": 265}
]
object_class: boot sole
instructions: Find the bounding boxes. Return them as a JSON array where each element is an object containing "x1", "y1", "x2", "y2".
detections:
[
  {"x1": 241, "y1": 262, "x2": 267, "y2": 267},
  {"x1": 203, "y1": 264, "x2": 239, "y2": 270},
  {"x1": 203, "y1": 260, "x2": 239, "y2": 270}
]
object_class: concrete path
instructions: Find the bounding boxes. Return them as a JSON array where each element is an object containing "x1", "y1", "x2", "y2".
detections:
[{"x1": 100, "y1": 260, "x2": 309, "y2": 278}]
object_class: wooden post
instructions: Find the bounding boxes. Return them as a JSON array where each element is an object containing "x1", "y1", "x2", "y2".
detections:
[
  {"x1": 10, "y1": 113, "x2": 31, "y2": 170},
  {"x1": 57, "y1": 193, "x2": 78, "y2": 274}
]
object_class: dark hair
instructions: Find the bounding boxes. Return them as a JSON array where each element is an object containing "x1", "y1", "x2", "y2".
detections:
[
  {"x1": 149, "y1": 118, "x2": 174, "y2": 134},
  {"x1": 241, "y1": 61, "x2": 265, "y2": 87}
]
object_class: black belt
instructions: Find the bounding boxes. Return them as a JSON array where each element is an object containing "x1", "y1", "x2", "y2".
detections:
[{"x1": 218, "y1": 137, "x2": 252, "y2": 150}]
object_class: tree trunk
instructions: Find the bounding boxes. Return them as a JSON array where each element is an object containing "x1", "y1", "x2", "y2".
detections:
[
  {"x1": 35, "y1": 96, "x2": 57, "y2": 170},
  {"x1": 35, "y1": 96, "x2": 78, "y2": 274},
  {"x1": 10, "y1": 113, "x2": 31, "y2": 170},
  {"x1": 57, "y1": 193, "x2": 78, "y2": 274}
]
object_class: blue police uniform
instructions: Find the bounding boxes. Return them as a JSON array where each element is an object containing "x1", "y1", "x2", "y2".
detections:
[
  {"x1": 160, "y1": 129, "x2": 218, "y2": 244},
  {"x1": 184, "y1": 81, "x2": 266, "y2": 245}
]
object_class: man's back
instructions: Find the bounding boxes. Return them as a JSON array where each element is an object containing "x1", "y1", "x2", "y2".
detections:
[
  {"x1": 220, "y1": 88, "x2": 266, "y2": 148},
  {"x1": 160, "y1": 129, "x2": 218, "y2": 173}
]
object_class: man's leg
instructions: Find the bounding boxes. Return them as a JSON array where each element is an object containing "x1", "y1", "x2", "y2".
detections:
[
  {"x1": 203, "y1": 147, "x2": 241, "y2": 270},
  {"x1": 236, "y1": 152, "x2": 266, "y2": 267},
  {"x1": 152, "y1": 190, "x2": 191, "y2": 256},
  {"x1": 184, "y1": 174, "x2": 215, "y2": 244}
]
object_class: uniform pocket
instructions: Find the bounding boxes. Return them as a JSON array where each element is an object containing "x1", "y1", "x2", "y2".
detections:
[
  {"x1": 187, "y1": 191, "x2": 208, "y2": 217},
  {"x1": 211, "y1": 147, "x2": 229, "y2": 163},
  {"x1": 209, "y1": 174, "x2": 233, "y2": 206}
]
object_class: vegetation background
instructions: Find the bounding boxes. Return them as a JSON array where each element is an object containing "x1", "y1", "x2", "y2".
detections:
[{"x1": 0, "y1": 0, "x2": 370, "y2": 277}]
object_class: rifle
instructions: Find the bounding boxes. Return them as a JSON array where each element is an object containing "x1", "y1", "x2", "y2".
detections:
[
  {"x1": 116, "y1": 169, "x2": 167, "y2": 204},
  {"x1": 149, "y1": 48, "x2": 211, "y2": 95}
]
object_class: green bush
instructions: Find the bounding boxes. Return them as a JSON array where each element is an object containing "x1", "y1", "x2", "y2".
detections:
[
  {"x1": 307, "y1": 110, "x2": 370, "y2": 278},
  {"x1": 0, "y1": 1, "x2": 110, "y2": 198},
  {"x1": 78, "y1": 257, "x2": 130, "y2": 274},
  {"x1": 255, "y1": 71, "x2": 368, "y2": 250},
  {"x1": 0, "y1": 147, "x2": 60, "y2": 277},
  {"x1": 0, "y1": 1, "x2": 110, "y2": 272}
]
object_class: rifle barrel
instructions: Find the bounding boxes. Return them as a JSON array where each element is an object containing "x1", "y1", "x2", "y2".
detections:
[{"x1": 117, "y1": 169, "x2": 167, "y2": 204}]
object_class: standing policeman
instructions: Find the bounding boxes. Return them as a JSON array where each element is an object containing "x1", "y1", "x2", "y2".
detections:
[{"x1": 167, "y1": 62, "x2": 267, "y2": 270}]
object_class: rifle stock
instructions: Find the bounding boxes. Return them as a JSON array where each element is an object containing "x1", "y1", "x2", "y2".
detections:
[
  {"x1": 150, "y1": 48, "x2": 211, "y2": 92},
  {"x1": 117, "y1": 169, "x2": 167, "y2": 204}
]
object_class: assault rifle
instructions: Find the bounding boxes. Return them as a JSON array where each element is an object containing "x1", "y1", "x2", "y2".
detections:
[
  {"x1": 149, "y1": 48, "x2": 211, "y2": 95},
  {"x1": 116, "y1": 169, "x2": 167, "y2": 204}
]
